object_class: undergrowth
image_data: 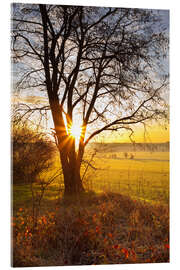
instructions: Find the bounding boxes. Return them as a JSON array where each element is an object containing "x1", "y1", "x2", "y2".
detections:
[{"x1": 12, "y1": 192, "x2": 169, "y2": 267}]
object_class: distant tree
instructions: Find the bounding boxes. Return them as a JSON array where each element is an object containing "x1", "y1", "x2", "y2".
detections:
[
  {"x1": 124, "y1": 152, "x2": 128, "y2": 159},
  {"x1": 11, "y1": 4, "x2": 169, "y2": 199}
]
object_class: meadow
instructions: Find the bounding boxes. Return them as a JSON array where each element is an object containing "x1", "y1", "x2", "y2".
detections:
[
  {"x1": 84, "y1": 149, "x2": 169, "y2": 204},
  {"x1": 13, "y1": 145, "x2": 169, "y2": 208},
  {"x1": 12, "y1": 144, "x2": 169, "y2": 266}
]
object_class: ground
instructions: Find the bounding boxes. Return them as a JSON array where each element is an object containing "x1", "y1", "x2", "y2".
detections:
[{"x1": 12, "y1": 148, "x2": 169, "y2": 266}]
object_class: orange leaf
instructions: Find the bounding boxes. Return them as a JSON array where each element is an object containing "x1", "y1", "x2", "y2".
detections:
[{"x1": 121, "y1": 248, "x2": 129, "y2": 258}]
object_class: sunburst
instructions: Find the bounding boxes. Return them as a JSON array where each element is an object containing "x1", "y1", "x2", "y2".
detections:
[{"x1": 70, "y1": 123, "x2": 82, "y2": 138}]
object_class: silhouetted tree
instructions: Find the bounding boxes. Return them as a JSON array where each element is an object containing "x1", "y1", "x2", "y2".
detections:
[{"x1": 11, "y1": 4, "x2": 169, "y2": 198}]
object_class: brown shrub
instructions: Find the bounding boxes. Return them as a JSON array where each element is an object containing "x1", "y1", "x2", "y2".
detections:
[{"x1": 12, "y1": 120, "x2": 55, "y2": 185}]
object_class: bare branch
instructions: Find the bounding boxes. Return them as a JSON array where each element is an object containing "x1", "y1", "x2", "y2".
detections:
[{"x1": 84, "y1": 83, "x2": 166, "y2": 146}]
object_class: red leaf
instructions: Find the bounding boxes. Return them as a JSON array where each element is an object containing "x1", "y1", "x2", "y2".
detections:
[{"x1": 121, "y1": 248, "x2": 129, "y2": 258}]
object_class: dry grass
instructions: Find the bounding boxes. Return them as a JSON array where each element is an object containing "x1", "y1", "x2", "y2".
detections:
[{"x1": 12, "y1": 192, "x2": 169, "y2": 267}]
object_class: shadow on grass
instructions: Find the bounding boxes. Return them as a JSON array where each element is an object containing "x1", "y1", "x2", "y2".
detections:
[{"x1": 12, "y1": 183, "x2": 62, "y2": 213}]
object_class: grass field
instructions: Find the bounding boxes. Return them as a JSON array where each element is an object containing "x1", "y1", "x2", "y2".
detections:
[
  {"x1": 13, "y1": 150, "x2": 169, "y2": 212},
  {"x1": 12, "y1": 148, "x2": 169, "y2": 266},
  {"x1": 84, "y1": 151, "x2": 169, "y2": 204}
]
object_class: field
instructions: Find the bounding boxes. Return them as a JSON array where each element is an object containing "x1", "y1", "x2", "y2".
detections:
[
  {"x1": 84, "y1": 150, "x2": 169, "y2": 204},
  {"x1": 12, "y1": 146, "x2": 170, "y2": 267},
  {"x1": 13, "y1": 149, "x2": 169, "y2": 210}
]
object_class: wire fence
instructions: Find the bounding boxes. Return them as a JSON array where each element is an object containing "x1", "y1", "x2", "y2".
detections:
[
  {"x1": 45, "y1": 163, "x2": 169, "y2": 204},
  {"x1": 83, "y1": 170, "x2": 169, "y2": 204}
]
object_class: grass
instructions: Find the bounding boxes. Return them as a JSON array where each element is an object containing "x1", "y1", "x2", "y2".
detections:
[
  {"x1": 12, "y1": 192, "x2": 169, "y2": 267},
  {"x1": 84, "y1": 151, "x2": 169, "y2": 204},
  {"x1": 13, "y1": 151, "x2": 169, "y2": 209},
  {"x1": 12, "y1": 150, "x2": 169, "y2": 266}
]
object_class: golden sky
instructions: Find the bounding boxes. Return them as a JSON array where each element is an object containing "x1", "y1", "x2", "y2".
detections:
[
  {"x1": 13, "y1": 94, "x2": 169, "y2": 144},
  {"x1": 101, "y1": 123, "x2": 169, "y2": 143}
]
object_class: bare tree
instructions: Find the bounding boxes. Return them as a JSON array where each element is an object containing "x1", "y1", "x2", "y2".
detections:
[{"x1": 11, "y1": 4, "x2": 169, "y2": 199}]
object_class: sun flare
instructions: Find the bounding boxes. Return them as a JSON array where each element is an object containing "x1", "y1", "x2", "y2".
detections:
[{"x1": 69, "y1": 123, "x2": 82, "y2": 140}]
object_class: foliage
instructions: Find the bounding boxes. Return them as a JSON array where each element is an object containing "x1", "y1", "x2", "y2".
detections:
[
  {"x1": 12, "y1": 192, "x2": 169, "y2": 267},
  {"x1": 12, "y1": 119, "x2": 55, "y2": 185}
]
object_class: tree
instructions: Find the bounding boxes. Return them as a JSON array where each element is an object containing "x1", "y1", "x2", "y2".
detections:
[{"x1": 11, "y1": 4, "x2": 169, "y2": 199}]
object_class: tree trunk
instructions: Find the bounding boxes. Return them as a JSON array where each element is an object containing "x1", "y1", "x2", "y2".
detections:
[
  {"x1": 47, "y1": 93, "x2": 85, "y2": 200},
  {"x1": 59, "y1": 144, "x2": 85, "y2": 200},
  {"x1": 40, "y1": 5, "x2": 85, "y2": 200},
  {"x1": 57, "y1": 132, "x2": 85, "y2": 200},
  {"x1": 63, "y1": 163, "x2": 85, "y2": 199}
]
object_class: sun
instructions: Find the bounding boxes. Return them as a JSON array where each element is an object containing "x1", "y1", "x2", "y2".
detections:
[{"x1": 69, "y1": 123, "x2": 82, "y2": 140}]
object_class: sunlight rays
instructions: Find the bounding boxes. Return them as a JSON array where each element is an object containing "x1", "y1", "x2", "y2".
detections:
[
  {"x1": 68, "y1": 122, "x2": 83, "y2": 150},
  {"x1": 69, "y1": 123, "x2": 82, "y2": 140}
]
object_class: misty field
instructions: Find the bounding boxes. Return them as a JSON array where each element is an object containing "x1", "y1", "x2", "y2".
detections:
[
  {"x1": 84, "y1": 150, "x2": 169, "y2": 204},
  {"x1": 13, "y1": 148, "x2": 169, "y2": 211}
]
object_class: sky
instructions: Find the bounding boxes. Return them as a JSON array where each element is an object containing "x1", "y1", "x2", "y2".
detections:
[
  {"x1": 13, "y1": 93, "x2": 169, "y2": 144},
  {"x1": 11, "y1": 3, "x2": 169, "y2": 144},
  {"x1": 94, "y1": 122, "x2": 169, "y2": 143}
]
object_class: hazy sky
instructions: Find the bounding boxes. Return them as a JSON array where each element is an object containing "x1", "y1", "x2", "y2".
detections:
[{"x1": 12, "y1": 4, "x2": 169, "y2": 144}]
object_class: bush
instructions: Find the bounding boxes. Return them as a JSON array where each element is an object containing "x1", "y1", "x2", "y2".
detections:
[{"x1": 12, "y1": 120, "x2": 55, "y2": 185}]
